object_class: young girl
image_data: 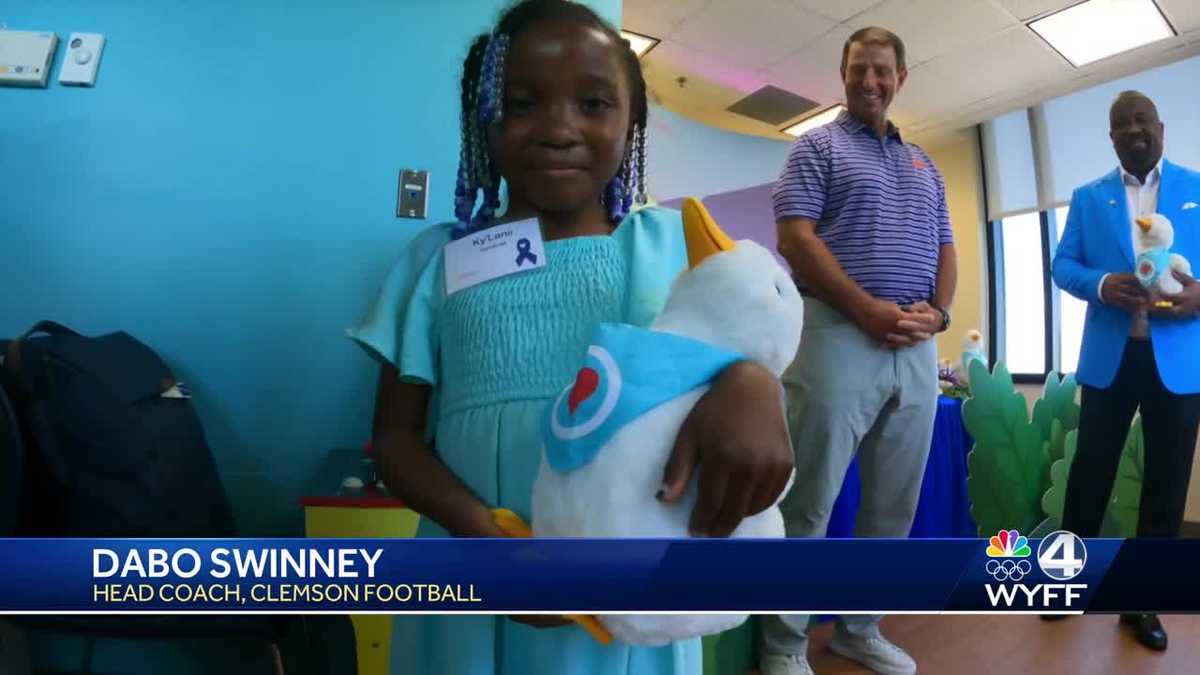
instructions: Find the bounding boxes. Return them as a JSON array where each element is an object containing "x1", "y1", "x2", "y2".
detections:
[{"x1": 350, "y1": 2, "x2": 792, "y2": 673}]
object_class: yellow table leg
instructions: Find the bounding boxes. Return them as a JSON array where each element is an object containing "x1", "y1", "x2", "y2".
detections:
[{"x1": 303, "y1": 505, "x2": 420, "y2": 675}]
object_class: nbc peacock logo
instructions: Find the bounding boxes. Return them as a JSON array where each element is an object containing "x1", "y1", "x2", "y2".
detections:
[
  {"x1": 985, "y1": 529, "x2": 1032, "y2": 581},
  {"x1": 983, "y1": 530, "x2": 1088, "y2": 608}
]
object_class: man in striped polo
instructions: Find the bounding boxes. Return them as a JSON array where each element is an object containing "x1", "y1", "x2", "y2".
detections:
[{"x1": 759, "y1": 27, "x2": 957, "y2": 675}]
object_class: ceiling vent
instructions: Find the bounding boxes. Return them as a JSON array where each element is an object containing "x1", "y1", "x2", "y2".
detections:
[{"x1": 726, "y1": 85, "x2": 819, "y2": 126}]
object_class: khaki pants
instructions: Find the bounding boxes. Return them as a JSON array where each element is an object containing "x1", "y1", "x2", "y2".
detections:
[{"x1": 760, "y1": 299, "x2": 938, "y2": 657}]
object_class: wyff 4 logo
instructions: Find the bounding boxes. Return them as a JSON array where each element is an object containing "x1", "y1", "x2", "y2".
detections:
[{"x1": 984, "y1": 530, "x2": 1088, "y2": 609}]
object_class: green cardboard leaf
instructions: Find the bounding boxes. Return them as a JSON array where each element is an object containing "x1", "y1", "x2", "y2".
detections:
[
  {"x1": 1029, "y1": 516, "x2": 1059, "y2": 538},
  {"x1": 1041, "y1": 429, "x2": 1077, "y2": 522},
  {"x1": 1031, "y1": 371, "x2": 1081, "y2": 445},
  {"x1": 1038, "y1": 417, "x2": 1145, "y2": 537},
  {"x1": 965, "y1": 360, "x2": 1044, "y2": 535},
  {"x1": 966, "y1": 363, "x2": 1090, "y2": 537},
  {"x1": 1046, "y1": 419, "x2": 1067, "y2": 465}
]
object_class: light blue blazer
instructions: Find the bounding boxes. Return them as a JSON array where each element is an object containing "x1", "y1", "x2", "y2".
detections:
[{"x1": 1052, "y1": 159, "x2": 1200, "y2": 393}]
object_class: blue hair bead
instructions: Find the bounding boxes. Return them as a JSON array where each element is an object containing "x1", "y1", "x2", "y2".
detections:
[
  {"x1": 479, "y1": 33, "x2": 509, "y2": 125},
  {"x1": 604, "y1": 176, "x2": 626, "y2": 223}
]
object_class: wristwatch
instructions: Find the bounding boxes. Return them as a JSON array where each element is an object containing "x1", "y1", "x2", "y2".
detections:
[{"x1": 932, "y1": 304, "x2": 951, "y2": 333}]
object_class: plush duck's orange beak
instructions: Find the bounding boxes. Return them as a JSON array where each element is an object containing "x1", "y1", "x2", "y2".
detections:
[
  {"x1": 1137, "y1": 217, "x2": 1153, "y2": 233},
  {"x1": 682, "y1": 197, "x2": 736, "y2": 269},
  {"x1": 490, "y1": 509, "x2": 613, "y2": 645}
]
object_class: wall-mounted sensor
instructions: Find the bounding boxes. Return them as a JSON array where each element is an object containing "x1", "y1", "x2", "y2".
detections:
[
  {"x1": 0, "y1": 31, "x2": 58, "y2": 88},
  {"x1": 60, "y1": 32, "x2": 104, "y2": 87},
  {"x1": 397, "y1": 169, "x2": 429, "y2": 220}
]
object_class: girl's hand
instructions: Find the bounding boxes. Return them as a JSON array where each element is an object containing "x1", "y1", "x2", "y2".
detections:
[
  {"x1": 372, "y1": 367, "x2": 509, "y2": 541},
  {"x1": 658, "y1": 360, "x2": 793, "y2": 538}
]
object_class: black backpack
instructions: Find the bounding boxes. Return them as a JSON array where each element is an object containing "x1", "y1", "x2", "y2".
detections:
[{"x1": 0, "y1": 321, "x2": 236, "y2": 537}]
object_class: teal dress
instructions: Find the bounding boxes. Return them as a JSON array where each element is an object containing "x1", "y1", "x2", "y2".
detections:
[{"x1": 349, "y1": 207, "x2": 701, "y2": 675}]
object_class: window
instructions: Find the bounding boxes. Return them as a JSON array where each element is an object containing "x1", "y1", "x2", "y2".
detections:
[
  {"x1": 988, "y1": 204, "x2": 1088, "y2": 380},
  {"x1": 1056, "y1": 205, "x2": 1087, "y2": 374},
  {"x1": 998, "y1": 212, "x2": 1047, "y2": 376},
  {"x1": 984, "y1": 53, "x2": 1200, "y2": 380}
]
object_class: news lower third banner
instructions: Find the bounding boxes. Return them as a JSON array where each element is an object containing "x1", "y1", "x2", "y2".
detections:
[{"x1": 0, "y1": 533, "x2": 1193, "y2": 613}]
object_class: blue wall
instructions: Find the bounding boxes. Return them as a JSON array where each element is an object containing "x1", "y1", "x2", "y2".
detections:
[
  {"x1": 0, "y1": 1, "x2": 615, "y2": 669},
  {"x1": 1, "y1": 0, "x2": 617, "y2": 540},
  {"x1": 647, "y1": 104, "x2": 791, "y2": 202},
  {"x1": 0, "y1": 3, "x2": 809, "y2": 670}
]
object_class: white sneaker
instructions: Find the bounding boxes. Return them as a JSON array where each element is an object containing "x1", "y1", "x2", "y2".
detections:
[
  {"x1": 760, "y1": 652, "x2": 815, "y2": 675},
  {"x1": 829, "y1": 629, "x2": 916, "y2": 675}
]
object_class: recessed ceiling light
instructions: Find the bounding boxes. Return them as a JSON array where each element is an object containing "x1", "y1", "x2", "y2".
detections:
[
  {"x1": 1028, "y1": 0, "x2": 1175, "y2": 68},
  {"x1": 620, "y1": 30, "x2": 660, "y2": 59},
  {"x1": 781, "y1": 104, "x2": 846, "y2": 137}
]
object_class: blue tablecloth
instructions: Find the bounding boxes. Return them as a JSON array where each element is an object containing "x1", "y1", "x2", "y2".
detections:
[{"x1": 825, "y1": 395, "x2": 976, "y2": 538}]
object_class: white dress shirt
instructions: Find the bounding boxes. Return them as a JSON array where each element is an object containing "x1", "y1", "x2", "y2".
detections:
[{"x1": 1098, "y1": 159, "x2": 1162, "y2": 338}]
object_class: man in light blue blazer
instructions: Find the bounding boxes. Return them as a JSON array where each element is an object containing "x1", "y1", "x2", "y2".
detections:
[{"x1": 1052, "y1": 91, "x2": 1200, "y2": 651}]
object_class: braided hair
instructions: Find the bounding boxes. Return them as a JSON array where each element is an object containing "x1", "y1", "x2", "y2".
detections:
[{"x1": 453, "y1": 0, "x2": 649, "y2": 238}]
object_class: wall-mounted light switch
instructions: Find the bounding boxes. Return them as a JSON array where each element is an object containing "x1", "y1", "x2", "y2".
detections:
[
  {"x1": 396, "y1": 169, "x2": 429, "y2": 219},
  {"x1": 60, "y1": 32, "x2": 105, "y2": 87}
]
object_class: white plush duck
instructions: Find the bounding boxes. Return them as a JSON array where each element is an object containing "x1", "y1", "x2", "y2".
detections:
[
  {"x1": 1135, "y1": 213, "x2": 1192, "y2": 298},
  {"x1": 961, "y1": 329, "x2": 985, "y2": 370},
  {"x1": 526, "y1": 197, "x2": 804, "y2": 646}
]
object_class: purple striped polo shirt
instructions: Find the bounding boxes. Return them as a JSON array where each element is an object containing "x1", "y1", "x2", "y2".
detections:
[{"x1": 772, "y1": 110, "x2": 953, "y2": 305}]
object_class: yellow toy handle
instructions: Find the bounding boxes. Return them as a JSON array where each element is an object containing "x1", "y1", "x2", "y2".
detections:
[
  {"x1": 490, "y1": 509, "x2": 614, "y2": 645},
  {"x1": 491, "y1": 508, "x2": 533, "y2": 538}
]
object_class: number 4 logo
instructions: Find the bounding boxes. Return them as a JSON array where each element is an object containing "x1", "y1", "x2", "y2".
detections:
[{"x1": 1037, "y1": 531, "x2": 1088, "y2": 581}]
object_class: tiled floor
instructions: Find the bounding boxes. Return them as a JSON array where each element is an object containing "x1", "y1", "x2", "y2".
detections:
[{"x1": 798, "y1": 613, "x2": 1200, "y2": 674}]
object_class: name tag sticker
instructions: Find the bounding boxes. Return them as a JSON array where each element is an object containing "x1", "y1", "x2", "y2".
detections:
[{"x1": 444, "y1": 218, "x2": 546, "y2": 295}]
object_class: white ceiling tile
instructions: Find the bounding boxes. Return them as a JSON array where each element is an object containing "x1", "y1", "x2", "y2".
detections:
[
  {"x1": 792, "y1": 0, "x2": 888, "y2": 22},
  {"x1": 633, "y1": 0, "x2": 1200, "y2": 143},
  {"x1": 644, "y1": 39, "x2": 771, "y2": 100},
  {"x1": 926, "y1": 39, "x2": 1200, "y2": 134},
  {"x1": 990, "y1": 0, "x2": 1080, "y2": 22},
  {"x1": 646, "y1": 71, "x2": 746, "y2": 118},
  {"x1": 642, "y1": 47, "x2": 782, "y2": 139},
  {"x1": 622, "y1": 0, "x2": 713, "y2": 38},
  {"x1": 761, "y1": 25, "x2": 855, "y2": 106},
  {"x1": 852, "y1": 0, "x2": 1019, "y2": 65},
  {"x1": 1159, "y1": 0, "x2": 1200, "y2": 33},
  {"x1": 935, "y1": 27, "x2": 1073, "y2": 99},
  {"x1": 906, "y1": 94, "x2": 1006, "y2": 136},
  {"x1": 889, "y1": 58, "x2": 985, "y2": 122},
  {"x1": 873, "y1": 26, "x2": 1069, "y2": 131},
  {"x1": 669, "y1": 0, "x2": 837, "y2": 68}
]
